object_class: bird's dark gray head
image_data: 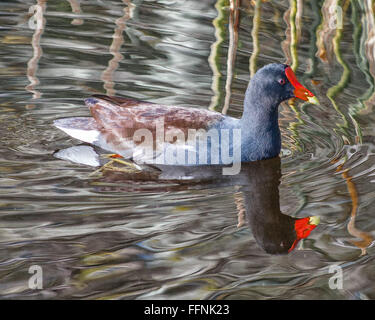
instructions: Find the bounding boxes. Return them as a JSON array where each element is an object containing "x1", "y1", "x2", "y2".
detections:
[
  {"x1": 239, "y1": 63, "x2": 319, "y2": 161},
  {"x1": 244, "y1": 63, "x2": 319, "y2": 111}
]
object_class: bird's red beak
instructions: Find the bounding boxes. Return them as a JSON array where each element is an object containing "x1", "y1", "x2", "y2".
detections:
[{"x1": 285, "y1": 66, "x2": 319, "y2": 104}]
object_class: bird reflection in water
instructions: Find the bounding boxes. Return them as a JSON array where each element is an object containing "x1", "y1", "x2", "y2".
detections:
[
  {"x1": 232, "y1": 157, "x2": 319, "y2": 254},
  {"x1": 56, "y1": 146, "x2": 319, "y2": 255}
]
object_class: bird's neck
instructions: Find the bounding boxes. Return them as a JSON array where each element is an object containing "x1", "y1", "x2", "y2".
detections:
[
  {"x1": 240, "y1": 97, "x2": 280, "y2": 132},
  {"x1": 239, "y1": 94, "x2": 281, "y2": 161}
]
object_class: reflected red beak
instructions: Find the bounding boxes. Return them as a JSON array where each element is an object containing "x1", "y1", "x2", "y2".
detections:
[
  {"x1": 285, "y1": 66, "x2": 319, "y2": 104},
  {"x1": 288, "y1": 216, "x2": 320, "y2": 253}
]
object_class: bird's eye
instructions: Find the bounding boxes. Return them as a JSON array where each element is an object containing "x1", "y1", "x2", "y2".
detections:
[{"x1": 278, "y1": 78, "x2": 286, "y2": 85}]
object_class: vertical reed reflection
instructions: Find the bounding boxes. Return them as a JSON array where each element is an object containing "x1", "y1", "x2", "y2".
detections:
[
  {"x1": 345, "y1": 0, "x2": 367, "y2": 144},
  {"x1": 325, "y1": 0, "x2": 351, "y2": 142},
  {"x1": 281, "y1": 5, "x2": 292, "y2": 66},
  {"x1": 235, "y1": 191, "x2": 246, "y2": 228},
  {"x1": 281, "y1": 0, "x2": 302, "y2": 70},
  {"x1": 336, "y1": 161, "x2": 373, "y2": 256},
  {"x1": 208, "y1": 0, "x2": 226, "y2": 111},
  {"x1": 357, "y1": 0, "x2": 375, "y2": 116},
  {"x1": 67, "y1": 0, "x2": 84, "y2": 25},
  {"x1": 25, "y1": 0, "x2": 46, "y2": 102},
  {"x1": 289, "y1": 0, "x2": 301, "y2": 71},
  {"x1": 249, "y1": 0, "x2": 261, "y2": 78},
  {"x1": 316, "y1": 0, "x2": 337, "y2": 64},
  {"x1": 222, "y1": 0, "x2": 240, "y2": 115},
  {"x1": 101, "y1": 0, "x2": 133, "y2": 97},
  {"x1": 280, "y1": 0, "x2": 305, "y2": 153},
  {"x1": 302, "y1": 0, "x2": 320, "y2": 81}
]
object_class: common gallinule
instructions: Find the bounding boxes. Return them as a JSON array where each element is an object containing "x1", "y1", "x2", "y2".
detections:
[{"x1": 54, "y1": 63, "x2": 318, "y2": 167}]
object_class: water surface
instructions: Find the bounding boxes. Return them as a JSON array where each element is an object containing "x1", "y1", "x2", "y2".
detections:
[{"x1": 1, "y1": 0, "x2": 375, "y2": 299}]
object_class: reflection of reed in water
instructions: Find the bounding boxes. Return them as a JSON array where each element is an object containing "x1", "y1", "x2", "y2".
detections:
[
  {"x1": 316, "y1": 0, "x2": 339, "y2": 64},
  {"x1": 235, "y1": 191, "x2": 246, "y2": 228},
  {"x1": 280, "y1": 0, "x2": 306, "y2": 153},
  {"x1": 249, "y1": 0, "x2": 261, "y2": 78},
  {"x1": 222, "y1": 0, "x2": 240, "y2": 115},
  {"x1": 25, "y1": 0, "x2": 46, "y2": 102},
  {"x1": 101, "y1": 0, "x2": 134, "y2": 97},
  {"x1": 302, "y1": 0, "x2": 321, "y2": 80},
  {"x1": 357, "y1": 0, "x2": 375, "y2": 116},
  {"x1": 25, "y1": 0, "x2": 85, "y2": 102},
  {"x1": 281, "y1": 4, "x2": 292, "y2": 66},
  {"x1": 325, "y1": 0, "x2": 353, "y2": 144},
  {"x1": 344, "y1": 0, "x2": 367, "y2": 144},
  {"x1": 281, "y1": 0, "x2": 303, "y2": 70},
  {"x1": 208, "y1": 0, "x2": 226, "y2": 111},
  {"x1": 289, "y1": 0, "x2": 302, "y2": 71},
  {"x1": 335, "y1": 160, "x2": 373, "y2": 256},
  {"x1": 67, "y1": 0, "x2": 84, "y2": 25}
]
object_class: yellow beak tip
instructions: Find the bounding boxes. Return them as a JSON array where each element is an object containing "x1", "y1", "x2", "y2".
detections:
[
  {"x1": 307, "y1": 96, "x2": 320, "y2": 105},
  {"x1": 309, "y1": 216, "x2": 320, "y2": 225}
]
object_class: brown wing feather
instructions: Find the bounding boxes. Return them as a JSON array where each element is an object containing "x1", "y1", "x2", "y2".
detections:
[
  {"x1": 91, "y1": 94, "x2": 151, "y2": 107},
  {"x1": 87, "y1": 95, "x2": 224, "y2": 141}
]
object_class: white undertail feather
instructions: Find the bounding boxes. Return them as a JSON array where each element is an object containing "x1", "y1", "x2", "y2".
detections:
[
  {"x1": 53, "y1": 117, "x2": 100, "y2": 144},
  {"x1": 54, "y1": 146, "x2": 100, "y2": 167}
]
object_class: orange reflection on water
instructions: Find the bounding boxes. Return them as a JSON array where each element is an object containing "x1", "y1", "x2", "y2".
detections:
[{"x1": 335, "y1": 161, "x2": 373, "y2": 256}]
